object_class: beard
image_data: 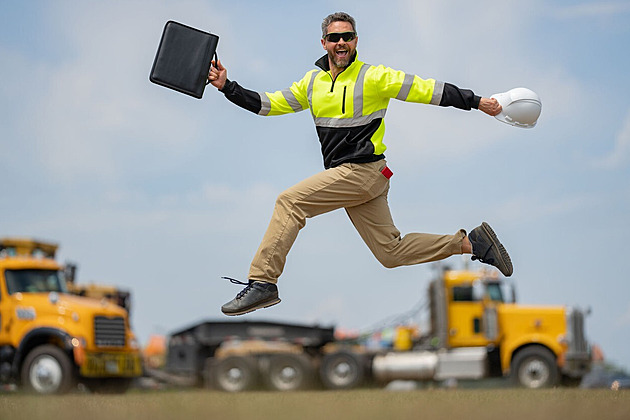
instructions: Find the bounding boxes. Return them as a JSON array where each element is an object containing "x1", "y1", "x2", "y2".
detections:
[{"x1": 328, "y1": 49, "x2": 354, "y2": 69}]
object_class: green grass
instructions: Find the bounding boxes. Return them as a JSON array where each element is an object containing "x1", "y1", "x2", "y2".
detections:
[{"x1": 1, "y1": 389, "x2": 629, "y2": 420}]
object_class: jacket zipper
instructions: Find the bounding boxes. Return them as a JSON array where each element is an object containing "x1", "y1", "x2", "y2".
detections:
[
  {"x1": 327, "y1": 68, "x2": 348, "y2": 113},
  {"x1": 328, "y1": 65, "x2": 348, "y2": 92}
]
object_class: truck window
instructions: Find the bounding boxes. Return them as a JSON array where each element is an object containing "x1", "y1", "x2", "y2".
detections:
[
  {"x1": 452, "y1": 286, "x2": 474, "y2": 301},
  {"x1": 486, "y1": 283, "x2": 504, "y2": 302},
  {"x1": 5, "y1": 269, "x2": 67, "y2": 294},
  {"x1": 452, "y1": 283, "x2": 506, "y2": 303}
]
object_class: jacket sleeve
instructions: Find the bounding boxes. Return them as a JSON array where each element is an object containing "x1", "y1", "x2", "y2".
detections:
[
  {"x1": 437, "y1": 82, "x2": 481, "y2": 110},
  {"x1": 370, "y1": 65, "x2": 481, "y2": 111},
  {"x1": 220, "y1": 71, "x2": 313, "y2": 116},
  {"x1": 220, "y1": 79, "x2": 262, "y2": 114}
]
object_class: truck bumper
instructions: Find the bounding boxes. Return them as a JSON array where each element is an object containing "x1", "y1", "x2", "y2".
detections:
[{"x1": 79, "y1": 351, "x2": 142, "y2": 378}]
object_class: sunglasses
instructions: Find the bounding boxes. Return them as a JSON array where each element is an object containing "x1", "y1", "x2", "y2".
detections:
[{"x1": 324, "y1": 32, "x2": 356, "y2": 43}]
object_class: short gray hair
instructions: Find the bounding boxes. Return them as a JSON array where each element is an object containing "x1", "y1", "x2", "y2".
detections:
[{"x1": 321, "y1": 12, "x2": 356, "y2": 37}]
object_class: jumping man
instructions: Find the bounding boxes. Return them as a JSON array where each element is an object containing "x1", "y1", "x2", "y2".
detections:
[{"x1": 208, "y1": 12, "x2": 513, "y2": 316}]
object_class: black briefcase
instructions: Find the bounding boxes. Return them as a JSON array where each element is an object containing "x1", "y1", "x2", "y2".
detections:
[{"x1": 149, "y1": 21, "x2": 219, "y2": 99}]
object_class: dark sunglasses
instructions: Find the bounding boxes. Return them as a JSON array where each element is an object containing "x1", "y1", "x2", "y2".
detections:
[{"x1": 324, "y1": 32, "x2": 356, "y2": 43}]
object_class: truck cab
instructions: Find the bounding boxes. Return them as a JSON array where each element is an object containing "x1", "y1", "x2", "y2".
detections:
[
  {"x1": 429, "y1": 268, "x2": 591, "y2": 387},
  {"x1": 0, "y1": 238, "x2": 142, "y2": 394}
]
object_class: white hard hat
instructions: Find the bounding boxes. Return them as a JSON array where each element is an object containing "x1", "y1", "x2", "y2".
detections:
[{"x1": 491, "y1": 87, "x2": 542, "y2": 129}]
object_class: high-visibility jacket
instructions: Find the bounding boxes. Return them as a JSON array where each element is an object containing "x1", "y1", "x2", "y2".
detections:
[{"x1": 220, "y1": 53, "x2": 481, "y2": 169}]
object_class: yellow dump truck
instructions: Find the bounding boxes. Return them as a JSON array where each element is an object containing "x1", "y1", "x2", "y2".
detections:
[{"x1": 0, "y1": 238, "x2": 142, "y2": 394}]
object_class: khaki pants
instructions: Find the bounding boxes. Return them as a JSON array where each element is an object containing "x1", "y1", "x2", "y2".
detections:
[{"x1": 249, "y1": 160, "x2": 466, "y2": 283}]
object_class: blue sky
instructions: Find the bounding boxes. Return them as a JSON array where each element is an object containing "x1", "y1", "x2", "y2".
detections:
[{"x1": 2, "y1": 0, "x2": 629, "y2": 372}]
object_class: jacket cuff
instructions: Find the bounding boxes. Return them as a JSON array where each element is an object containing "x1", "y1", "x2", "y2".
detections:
[
  {"x1": 219, "y1": 79, "x2": 234, "y2": 93},
  {"x1": 472, "y1": 95, "x2": 481, "y2": 109}
]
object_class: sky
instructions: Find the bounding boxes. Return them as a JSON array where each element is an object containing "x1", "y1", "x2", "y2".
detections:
[{"x1": 1, "y1": 0, "x2": 629, "y2": 372}]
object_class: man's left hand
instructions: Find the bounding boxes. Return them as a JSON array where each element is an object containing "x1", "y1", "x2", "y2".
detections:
[{"x1": 478, "y1": 97, "x2": 502, "y2": 116}]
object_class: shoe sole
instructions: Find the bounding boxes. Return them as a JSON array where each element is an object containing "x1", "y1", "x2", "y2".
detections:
[
  {"x1": 222, "y1": 297, "x2": 282, "y2": 316},
  {"x1": 480, "y1": 222, "x2": 513, "y2": 277}
]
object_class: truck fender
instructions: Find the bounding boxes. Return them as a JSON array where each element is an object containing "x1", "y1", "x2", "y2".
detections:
[
  {"x1": 502, "y1": 334, "x2": 562, "y2": 374},
  {"x1": 13, "y1": 327, "x2": 74, "y2": 377},
  {"x1": 510, "y1": 344, "x2": 559, "y2": 388}
]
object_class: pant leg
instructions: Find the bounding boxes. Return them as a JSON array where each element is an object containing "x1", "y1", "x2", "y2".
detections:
[
  {"x1": 248, "y1": 162, "x2": 385, "y2": 283},
  {"x1": 345, "y1": 168, "x2": 465, "y2": 268}
]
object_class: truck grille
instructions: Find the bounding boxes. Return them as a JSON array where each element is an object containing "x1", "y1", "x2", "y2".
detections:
[
  {"x1": 94, "y1": 316, "x2": 126, "y2": 347},
  {"x1": 567, "y1": 309, "x2": 588, "y2": 353}
]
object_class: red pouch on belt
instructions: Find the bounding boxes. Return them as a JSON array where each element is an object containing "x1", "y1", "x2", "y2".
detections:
[{"x1": 381, "y1": 166, "x2": 393, "y2": 179}]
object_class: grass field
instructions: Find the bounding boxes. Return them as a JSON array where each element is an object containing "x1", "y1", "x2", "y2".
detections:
[{"x1": 1, "y1": 388, "x2": 629, "y2": 420}]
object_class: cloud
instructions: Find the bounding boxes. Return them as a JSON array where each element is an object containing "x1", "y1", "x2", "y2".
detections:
[
  {"x1": 1, "y1": 1, "x2": 230, "y2": 185},
  {"x1": 37, "y1": 180, "x2": 278, "y2": 237},
  {"x1": 495, "y1": 190, "x2": 591, "y2": 224},
  {"x1": 592, "y1": 108, "x2": 630, "y2": 169},
  {"x1": 304, "y1": 295, "x2": 348, "y2": 325},
  {"x1": 356, "y1": 0, "x2": 585, "y2": 173},
  {"x1": 553, "y1": 2, "x2": 630, "y2": 18},
  {"x1": 617, "y1": 301, "x2": 630, "y2": 328}
]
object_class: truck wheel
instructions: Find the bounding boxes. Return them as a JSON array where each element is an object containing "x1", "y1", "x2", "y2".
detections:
[
  {"x1": 511, "y1": 346, "x2": 559, "y2": 388},
  {"x1": 264, "y1": 354, "x2": 313, "y2": 391},
  {"x1": 319, "y1": 352, "x2": 365, "y2": 390},
  {"x1": 211, "y1": 356, "x2": 258, "y2": 392},
  {"x1": 20, "y1": 345, "x2": 76, "y2": 394}
]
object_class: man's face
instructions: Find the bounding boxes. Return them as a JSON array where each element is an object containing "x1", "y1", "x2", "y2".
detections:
[{"x1": 321, "y1": 21, "x2": 358, "y2": 70}]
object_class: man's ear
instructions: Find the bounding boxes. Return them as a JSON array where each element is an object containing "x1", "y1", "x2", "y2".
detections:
[{"x1": 321, "y1": 38, "x2": 326, "y2": 49}]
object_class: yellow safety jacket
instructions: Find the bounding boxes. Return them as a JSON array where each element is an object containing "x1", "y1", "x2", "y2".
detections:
[{"x1": 221, "y1": 53, "x2": 480, "y2": 168}]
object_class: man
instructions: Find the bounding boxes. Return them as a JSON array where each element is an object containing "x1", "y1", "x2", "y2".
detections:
[{"x1": 208, "y1": 12, "x2": 512, "y2": 316}]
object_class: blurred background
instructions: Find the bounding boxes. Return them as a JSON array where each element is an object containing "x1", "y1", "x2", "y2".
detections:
[{"x1": 1, "y1": 0, "x2": 629, "y2": 374}]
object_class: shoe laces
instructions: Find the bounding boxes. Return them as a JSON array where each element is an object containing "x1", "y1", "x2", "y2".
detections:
[{"x1": 222, "y1": 276, "x2": 254, "y2": 299}]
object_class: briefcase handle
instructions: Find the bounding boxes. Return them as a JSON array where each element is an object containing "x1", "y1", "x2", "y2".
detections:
[{"x1": 206, "y1": 51, "x2": 219, "y2": 86}]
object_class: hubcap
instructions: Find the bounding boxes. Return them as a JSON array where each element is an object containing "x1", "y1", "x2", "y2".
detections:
[
  {"x1": 329, "y1": 361, "x2": 355, "y2": 387},
  {"x1": 219, "y1": 366, "x2": 247, "y2": 392},
  {"x1": 520, "y1": 358, "x2": 550, "y2": 388},
  {"x1": 30, "y1": 355, "x2": 63, "y2": 393},
  {"x1": 278, "y1": 366, "x2": 298, "y2": 383},
  {"x1": 226, "y1": 367, "x2": 243, "y2": 382}
]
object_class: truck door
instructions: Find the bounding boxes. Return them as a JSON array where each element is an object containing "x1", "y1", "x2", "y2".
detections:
[{"x1": 447, "y1": 283, "x2": 494, "y2": 348}]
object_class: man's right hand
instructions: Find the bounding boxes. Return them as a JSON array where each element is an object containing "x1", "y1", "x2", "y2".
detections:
[{"x1": 208, "y1": 59, "x2": 227, "y2": 90}]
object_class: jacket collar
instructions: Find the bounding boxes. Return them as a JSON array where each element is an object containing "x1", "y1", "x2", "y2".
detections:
[{"x1": 315, "y1": 52, "x2": 358, "y2": 72}]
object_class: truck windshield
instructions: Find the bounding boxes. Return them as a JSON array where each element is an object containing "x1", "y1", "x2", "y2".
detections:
[{"x1": 5, "y1": 269, "x2": 68, "y2": 294}]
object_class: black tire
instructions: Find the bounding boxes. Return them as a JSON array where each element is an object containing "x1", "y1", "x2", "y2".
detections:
[
  {"x1": 83, "y1": 378, "x2": 133, "y2": 394},
  {"x1": 210, "y1": 356, "x2": 258, "y2": 392},
  {"x1": 20, "y1": 345, "x2": 76, "y2": 394},
  {"x1": 319, "y1": 352, "x2": 365, "y2": 390},
  {"x1": 264, "y1": 354, "x2": 314, "y2": 391},
  {"x1": 511, "y1": 346, "x2": 559, "y2": 388}
]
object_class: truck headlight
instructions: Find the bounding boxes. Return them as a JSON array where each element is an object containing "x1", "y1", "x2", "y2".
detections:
[
  {"x1": 71, "y1": 337, "x2": 87, "y2": 348},
  {"x1": 129, "y1": 337, "x2": 139, "y2": 350}
]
